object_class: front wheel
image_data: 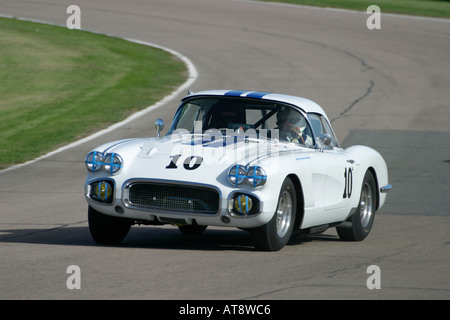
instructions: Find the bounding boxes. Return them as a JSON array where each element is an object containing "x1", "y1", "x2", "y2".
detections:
[
  {"x1": 336, "y1": 171, "x2": 377, "y2": 241},
  {"x1": 250, "y1": 178, "x2": 296, "y2": 251},
  {"x1": 88, "y1": 206, "x2": 132, "y2": 245}
]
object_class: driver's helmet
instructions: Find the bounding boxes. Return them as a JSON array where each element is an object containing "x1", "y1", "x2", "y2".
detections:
[{"x1": 277, "y1": 108, "x2": 303, "y2": 127}]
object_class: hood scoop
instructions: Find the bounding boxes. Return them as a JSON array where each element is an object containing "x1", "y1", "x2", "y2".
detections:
[{"x1": 138, "y1": 140, "x2": 161, "y2": 158}]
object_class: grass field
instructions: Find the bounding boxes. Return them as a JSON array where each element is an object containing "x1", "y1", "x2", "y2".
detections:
[
  {"x1": 0, "y1": 17, "x2": 186, "y2": 170},
  {"x1": 257, "y1": 0, "x2": 450, "y2": 18}
]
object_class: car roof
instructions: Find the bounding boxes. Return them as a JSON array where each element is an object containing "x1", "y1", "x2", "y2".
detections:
[{"x1": 182, "y1": 90, "x2": 327, "y2": 117}]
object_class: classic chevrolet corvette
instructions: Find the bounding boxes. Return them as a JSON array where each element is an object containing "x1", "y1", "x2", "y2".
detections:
[{"x1": 84, "y1": 90, "x2": 391, "y2": 251}]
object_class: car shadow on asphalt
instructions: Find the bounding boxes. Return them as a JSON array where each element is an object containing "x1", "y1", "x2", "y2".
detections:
[{"x1": 0, "y1": 224, "x2": 340, "y2": 251}]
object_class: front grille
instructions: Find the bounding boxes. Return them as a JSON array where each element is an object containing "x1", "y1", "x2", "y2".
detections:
[{"x1": 125, "y1": 182, "x2": 220, "y2": 214}]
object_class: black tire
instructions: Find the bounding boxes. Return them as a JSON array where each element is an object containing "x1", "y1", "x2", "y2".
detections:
[
  {"x1": 88, "y1": 206, "x2": 131, "y2": 245},
  {"x1": 178, "y1": 224, "x2": 207, "y2": 235},
  {"x1": 250, "y1": 178, "x2": 296, "y2": 251},
  {"x1": 336, "y1": 171, "x2": 377, "y2": 241}
]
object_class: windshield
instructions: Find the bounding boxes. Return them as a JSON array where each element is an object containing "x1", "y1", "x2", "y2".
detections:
[{"x1": 169, "y1": 97, "x2": 315, "y2": 147}]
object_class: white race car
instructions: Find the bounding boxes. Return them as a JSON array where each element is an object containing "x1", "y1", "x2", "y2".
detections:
[{"x1": 84, "y1": 90, "x2": 391, "y2": 251}]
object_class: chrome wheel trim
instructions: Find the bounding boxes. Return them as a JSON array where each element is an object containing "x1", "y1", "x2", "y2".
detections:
[
  {"x1": 359, "y1": 183, "x2": 373, "y2": 228},
  {"x1": 276, "y1": 190, "x2": 293, "y2": 238}
]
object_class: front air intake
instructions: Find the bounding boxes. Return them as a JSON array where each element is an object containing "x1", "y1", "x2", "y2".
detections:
[{"x1": 123, "y1": 181, "x2": 220, "y2": 215}]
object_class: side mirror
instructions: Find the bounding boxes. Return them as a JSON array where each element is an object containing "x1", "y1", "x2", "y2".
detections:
[
  {"x1": 155, "y1": 119, "x2": 164, "y2": 137},
  {"x1": 319, "y1": 133, "x2": 332, "y2": 146},
  {"x1": 318, "y1": 133, "x2": 332, "y2": 151}
]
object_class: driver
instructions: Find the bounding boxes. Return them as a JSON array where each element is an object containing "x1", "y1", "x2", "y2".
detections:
[{"x1": 276, "y1": 108, "x2": 312, "y2": 145}]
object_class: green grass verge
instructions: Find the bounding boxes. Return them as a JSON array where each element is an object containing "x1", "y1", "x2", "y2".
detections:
[
  {"x1": 256, "y1": 0, "x2": 450, "y2": 18},
  {"x1": 0, "y1": 17, "x2": 186, "y2": 169}
]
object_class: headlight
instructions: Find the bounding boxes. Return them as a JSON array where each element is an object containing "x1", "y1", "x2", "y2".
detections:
[
  {"x1": 89, "y1": 180, "x2": 114, "y2": 204},
  {"x1": 228, "y1": 193, "x2": 260, "y2": 216},
  {"x1": 85, "y1": 151, "x2": 103, "y2": 173},
  {"x1": 228, "y1": 164, "x2": 267, "y2": 187},
  {"x1": 234, "y1": 194, "x2": 253, "y2": 215},
  {"x1": 228, "y1": 164, "x2": 246, "y2": 186},
  {"x1": 246, "y1": 166, "x2": 267, "y2": 187},
  {"x1": 104, "y1": 153, "x2": 123, "y2": 175}
]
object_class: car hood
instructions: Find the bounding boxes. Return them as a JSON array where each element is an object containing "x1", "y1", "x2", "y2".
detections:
[{"x1": 92, "y1": 134, "x2": 303, "y2": 183}]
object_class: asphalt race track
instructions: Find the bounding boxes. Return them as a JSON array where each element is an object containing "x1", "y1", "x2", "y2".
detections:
[{"x1": 0, "y1": 0, "x2": 449, "y2": 299}]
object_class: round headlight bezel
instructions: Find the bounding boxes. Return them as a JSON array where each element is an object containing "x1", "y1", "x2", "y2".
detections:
[
  {"x1": 246, "y1": 166, "x2": 267, "y2": 187},
  {"x1": 228, "y1": 164, "x2": 246, "y2": 187},
  {"x1": 104, "y1": 153, "x2": 123, "y2": 175},
  {"x1": 85, "y1": 151, "x2": 103, "y2": 173},
  {"x1": 228, "y1": 164, "x2": 267, "y2": 188}
]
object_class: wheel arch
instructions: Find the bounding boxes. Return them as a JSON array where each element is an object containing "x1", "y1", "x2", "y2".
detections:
[
  {"x1": 287, "y1": 173, "x2": 304, "y2": 230},
  {"x1": 367, "y1": 166, "x2": 380, "y2": 211}
]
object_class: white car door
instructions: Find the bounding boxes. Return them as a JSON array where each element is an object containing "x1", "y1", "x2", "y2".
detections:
[
  {"x1": 308, "y1": 114, "x2": 355, "y2": 218},
  {"x1": 323, "y1": 149, "x2": 355, "y2": 212}
]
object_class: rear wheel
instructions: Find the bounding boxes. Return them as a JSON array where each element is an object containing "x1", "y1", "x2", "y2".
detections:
[
  {"x1": 250, "y1": 178, "x2": 296, "y2": 251},
  {"x1": 88, "y1": 206, "x2": 131, "y2": 245},
  {"x1": 337, "y1": 171, "x2": 376, "y2": 241}
]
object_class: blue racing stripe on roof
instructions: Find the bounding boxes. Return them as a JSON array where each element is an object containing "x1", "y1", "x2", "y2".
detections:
[
  {"x1": 245, "y1": 91, "x2": 270, "y2": 99},
  {"x1": 224, "y1": 90, "x2": 248, "y2": 97}
]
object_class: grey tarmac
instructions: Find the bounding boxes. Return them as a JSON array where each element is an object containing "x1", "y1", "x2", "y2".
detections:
[{"x1": 0, "y1": 0, "x2": 449, "y2": 299}]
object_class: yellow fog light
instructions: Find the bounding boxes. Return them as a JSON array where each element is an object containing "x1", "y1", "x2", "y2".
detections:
[
  {"x1": 99, "y1": 181, "x2": 112, "y2": 201},
  {"x1": 91, "y1": 180, "x2": 114, "y2": 203},
  {"x1": 234, "y1": 195, "x2": 253, "y2": 215}
]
